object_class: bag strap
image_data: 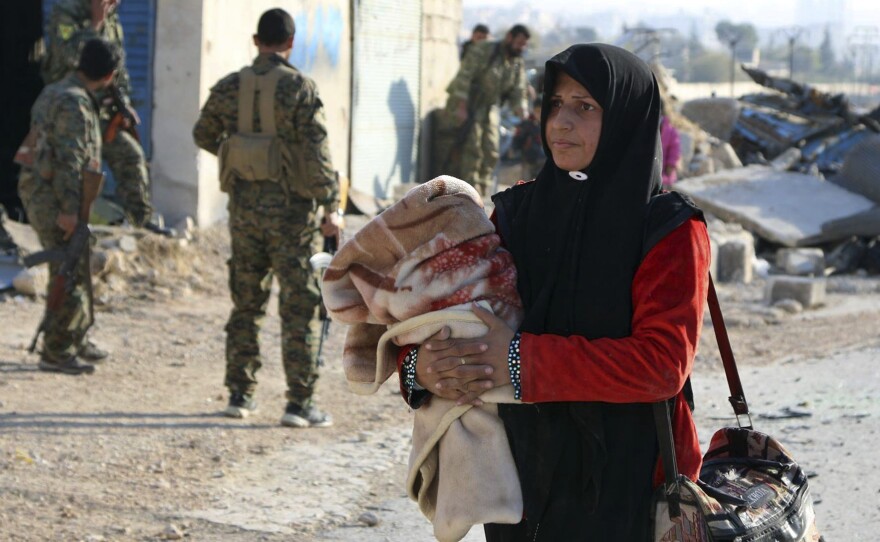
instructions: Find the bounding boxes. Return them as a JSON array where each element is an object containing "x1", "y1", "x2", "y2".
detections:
[
  {"x1": 238, "y1": 67, "x2": 257, "y2": 133},
  {"x1": 256, "y1": 68, "x2": 287, "y2": 135},
  {"x1": 653, "y1": 273, "x2": 752, "y2": 518},
  {"x1": 237, "y1": 65, "x2": 293, "y2": 135},
  {"x1": 653, "y1": 399, "x2": 682, "y2": 517},
  {"x1": 706, "y1": 274, "x2": 752, "y2": 428}
]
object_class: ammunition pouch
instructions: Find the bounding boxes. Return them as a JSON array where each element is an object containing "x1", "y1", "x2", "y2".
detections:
[{"x1": 218, "y1": 133, "x2": 285, "y2": 192}]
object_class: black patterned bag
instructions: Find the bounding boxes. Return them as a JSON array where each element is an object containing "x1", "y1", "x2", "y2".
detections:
[{"x1": 652, "y1": 277, "x2": 823, "y2": 542}]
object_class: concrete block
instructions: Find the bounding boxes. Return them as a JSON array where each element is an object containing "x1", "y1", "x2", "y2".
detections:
[
  {"x1": 710, "y1": 142, "x2": 743, "y2": 170},
  {"x1": 765, "y1": 276, "x2": 826, "y2": 308},
  {"x1": 775, "y1": 248, "x2": 825, "y2": 276},
  {"x1": 716, "y1": 234, "x2": 755, "y2": 283}
]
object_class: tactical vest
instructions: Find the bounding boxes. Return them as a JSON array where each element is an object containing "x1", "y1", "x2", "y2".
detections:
[{"x1": 218, "y1": 64, "x2": 297, "y2": 192}]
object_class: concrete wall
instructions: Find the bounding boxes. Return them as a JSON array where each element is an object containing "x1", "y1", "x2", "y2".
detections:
[
  {"x1": 418, "y1": 0, "x2": 461, "y2": 181},
  {"x1": 150, "y1": 0, "x2": 352, "y2": 226},
  {"x1": 151, "y1": 0, "x2": 205, "y2": 225}
]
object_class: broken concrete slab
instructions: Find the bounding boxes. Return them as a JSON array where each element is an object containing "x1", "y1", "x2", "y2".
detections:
[
  {"x1": 674, "y1": 165, "x2": 876, "y2": 247},
  {"x1": 765, "y1": 276, "x2": 826, "y2": 308},
  {"x1": 680, "y1": 98, "x2": 741, "y2": 142},
  {"x1": 821, "y1": 206, "x2": 880, "y2": 239},
  {"x1": 829, "y1": 135, "x2": 880, "y2": 204}
]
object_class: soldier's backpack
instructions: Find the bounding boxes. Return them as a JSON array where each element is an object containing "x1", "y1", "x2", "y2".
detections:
[{"x1": 218, "y1": 64, "x2": 296, "y2": 193}]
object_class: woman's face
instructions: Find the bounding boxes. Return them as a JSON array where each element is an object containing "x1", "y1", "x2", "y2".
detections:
[{"x1": 545, "y1": 72, "x2": 603, "y2": 172}]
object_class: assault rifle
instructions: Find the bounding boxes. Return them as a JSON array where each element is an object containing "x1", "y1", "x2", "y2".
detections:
[
  {"x1": 309, "y1": 251, "x2": 334, "y2": 367},
  {"x1": 24, "y1": 167, "x2": 105, "y2": 353},
  {"x1": 103, "y1": 84, "x2": 140, "y2": 144}
]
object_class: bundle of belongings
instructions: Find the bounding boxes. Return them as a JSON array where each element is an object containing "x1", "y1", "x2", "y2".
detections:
[{"x1": 322, "y1": 176, "x2": 524, "y2": 541}]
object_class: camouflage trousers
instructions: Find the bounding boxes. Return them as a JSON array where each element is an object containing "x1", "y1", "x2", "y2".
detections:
[
  {"x1": 224, "y1": 182, "x2": 323, "y2": 406},
  {"x1": 20, "y1": 175, "x2": 92, "y2": 360},
  {"x1": 434, "y1": 103, "x2": 500, "y2": 194},
  {"x1": 101, "y1": 122, "x2": 152, "y2": 227}
]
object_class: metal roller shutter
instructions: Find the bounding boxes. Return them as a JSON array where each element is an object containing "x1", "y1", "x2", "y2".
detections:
[
  {"x1": 42, "y1": 0, "x2": 155, "y2": 158},
  {"x1": 350, "y1": 0, "x2": 421, "y2": 199}
]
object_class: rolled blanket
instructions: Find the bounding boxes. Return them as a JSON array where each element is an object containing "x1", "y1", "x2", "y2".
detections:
[
  {"x1": 322, "y1": 175, "x2": 522, "y2": 392},
  {"x1": 322, "y1": 177, "x2": 524, "y2": 541}
]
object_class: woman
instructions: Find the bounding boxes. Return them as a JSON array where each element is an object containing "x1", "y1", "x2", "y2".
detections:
[{"x1": 409, "y1": 44, "x2": 710, "y2": 540}]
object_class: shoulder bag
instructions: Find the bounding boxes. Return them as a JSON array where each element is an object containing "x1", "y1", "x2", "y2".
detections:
[{"x1": 652, "y1": 276, "x2": 824, "y2": 542}]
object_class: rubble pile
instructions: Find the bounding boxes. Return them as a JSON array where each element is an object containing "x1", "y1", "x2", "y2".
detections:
[
  {"x1": 89, "y1": 223, "x2": 229, "y2": 305},
  {"x1": 669, "y1": 65, "x2": 880, "y2": 303}
]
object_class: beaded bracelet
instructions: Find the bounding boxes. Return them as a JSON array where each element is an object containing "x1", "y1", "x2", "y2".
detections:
[
  {"x1": 508, "y1": 331, "x2": 523, "y2": 400},
  {"x1": 403, "y1": 347, "x2": 419, "y2": 392}
]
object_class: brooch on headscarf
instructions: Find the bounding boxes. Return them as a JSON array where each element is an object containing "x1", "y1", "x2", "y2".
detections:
[{"x1": 568, "y1": 171, "x2": 588, "y2": 181}]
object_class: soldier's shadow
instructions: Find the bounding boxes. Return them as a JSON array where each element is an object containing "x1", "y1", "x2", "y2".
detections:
[{"x1": 0, "y1": 360, "x2": 38, "y2": 373}]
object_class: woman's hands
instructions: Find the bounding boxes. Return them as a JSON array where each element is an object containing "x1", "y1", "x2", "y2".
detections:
[{"x1": 414, "y1": 303, "x2": 516, "y2": 406}]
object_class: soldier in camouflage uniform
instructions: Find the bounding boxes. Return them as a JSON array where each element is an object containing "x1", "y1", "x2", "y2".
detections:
[
  {"x1": 192, "y1": 9, "x2": 341, "y2": 428},
  {"x1": 42, "y1": 0, "x2": 153, "y2": 227},
  {"x1": 18, "y1": 39, "x2": 120, "y2": 375},
  {"x1": 436, "y1": 24, "x2": 530, "y2": 195}
]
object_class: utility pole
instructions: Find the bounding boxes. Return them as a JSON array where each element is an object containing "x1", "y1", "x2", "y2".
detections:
[
  {"x1": 780, "y1": 26, "x2": 807, "y2": 80},
  {"x1": 725, "y1": 36, "x2": 740, "y2": 97},
  {"x1": 848, "y1": 26, "x2": 880, "y2": 104}
]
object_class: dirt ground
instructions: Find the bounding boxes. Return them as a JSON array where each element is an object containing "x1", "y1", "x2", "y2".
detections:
[{"x1": 1, "y1": 215, "x2": 879, "y2": 541}]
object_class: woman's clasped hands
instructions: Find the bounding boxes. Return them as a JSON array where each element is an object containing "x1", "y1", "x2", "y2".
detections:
[{"x1": 414, "y1": 303, "x2": 516, "y2": 406}]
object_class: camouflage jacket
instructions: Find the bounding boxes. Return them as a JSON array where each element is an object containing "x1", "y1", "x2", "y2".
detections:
[
  {"x1": 42, "y1": 0, "x2": 131, "y2": 98},
  {"x1": 18, "y1": 74, "x2": 102, "y2": 216},
  {"x1": 192, "y1": 53, "x2": 338, "y2": 210},
  {"x1": 446, "y1": 40, "x2": 528, "y2": 113}
]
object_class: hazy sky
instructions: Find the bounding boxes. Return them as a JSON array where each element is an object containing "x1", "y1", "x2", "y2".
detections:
[{"x1": 465, "y1": 0, "x2": 880, "y2": 30}]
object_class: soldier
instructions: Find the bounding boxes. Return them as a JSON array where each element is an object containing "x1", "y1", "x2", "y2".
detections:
[
  {"x1": 18, "y1": 38, "x2": 119, "y2": 375},
  {"x1": 438, "y1": 24, "x2": 530, "y2": 195},
  {"x1": 460, "y1": 23, "x2": 489, "y2": 60},
  {"x1": 192, "y1": 9, "x2": 341, "y2": 428},
  {"x1": 42, "y1": 0, "x2": 154, "y2": 229}
]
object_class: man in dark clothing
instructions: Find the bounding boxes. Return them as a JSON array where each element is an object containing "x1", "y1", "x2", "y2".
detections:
[{"x1": 460, "y1": 23, "x2": 489, "y2": 60}]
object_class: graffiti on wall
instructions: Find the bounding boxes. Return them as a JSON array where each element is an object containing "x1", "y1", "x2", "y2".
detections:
[{"x1": 289, "y1": 3, "x2": 343, "y2": 72}]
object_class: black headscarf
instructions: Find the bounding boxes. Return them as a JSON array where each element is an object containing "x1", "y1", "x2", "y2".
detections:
[
  {"x1": 490, "y1": 45, "x2": 677, "y2": 540},
  {"x1": 495, "y1": 43, "x2": 663, "y2": 338}
]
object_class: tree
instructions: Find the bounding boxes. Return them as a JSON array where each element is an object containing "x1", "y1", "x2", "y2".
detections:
[
  {"x1": 690, "y1": 51, "x2": 731, "y2": 82},
  {"x1": 819, "y1": 27, "x2": 836, "y2": 73},
  {"x1": 715, "y1": 21, "x2": 758, "y2": 60}
]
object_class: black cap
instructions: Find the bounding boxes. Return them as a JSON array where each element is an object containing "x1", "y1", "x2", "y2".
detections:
[
  {"x1": 257, "y1": 8, "x2": 295, "y2": 46},
  {"x1": 77, "y1": 38, "x2": 120, "y2": 80}
]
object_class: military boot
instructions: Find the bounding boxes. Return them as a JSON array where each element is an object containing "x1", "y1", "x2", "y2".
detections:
[
  {"x1": 224, "y1": 392, "x2": 257, "y2": 418},
  {"x1": 78, "y1": 340, "x2": 109, "y2": 363},
  {"x1": 280, "y1": 402, "x2": 333, "y2": 428},
  {"x1": 38, "y1": 354, "x2": 95, "y2": 375}
]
